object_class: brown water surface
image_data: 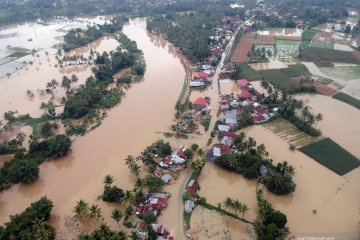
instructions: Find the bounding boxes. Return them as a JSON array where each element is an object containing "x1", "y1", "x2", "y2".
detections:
[{"x1": 0, "y1": 18, "x2": 187, "y2": 238}]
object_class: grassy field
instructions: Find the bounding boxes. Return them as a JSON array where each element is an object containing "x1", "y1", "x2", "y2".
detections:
[
  {"x1": 332, "y1": 92, "x2": 360, "y2": 109},
  {"x1": 310, "y1": 41, "x2": 334, "y2": 49},
  {"x1": 319, "y1": 65, "x2": 360, "y2": 81},
  {"x1": 301, "y1": 29, "x2": 320, "y2": 48},
  {"x1": 300, "y1": 138, "x2": 360, "y2": 175},
  {"x1": 258, "y1": 69, "x2": 299, "y2": 90},
  {"x1": 233, "y1": 63, "x2": 263, "y2": 80},
  {"x1": 280, "y1": 64, "x2": 311, "y2": 78},
  {"x1": 299, "y1": 47, "x2": 360, "y2": 67}
]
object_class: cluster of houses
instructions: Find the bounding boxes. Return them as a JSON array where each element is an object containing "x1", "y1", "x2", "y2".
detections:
[
  {"x1": 206, "y1": 79, "x2": 276, "y2": 161},
  {"x1": 189, "y1": 64, "x2": 214, "y2": 88},
  {"x1": 173, "y1": 97, "x2": 211, "y2": 133},
  {"x1": 190, "y1": 16, "x2": 242, "y2": 89},
  {"x1": 152, "y1": 145, "x2": 187, "y2": 170},
  {"x1": 135, "y1": 192, "x2": 170, "y2": 217}
]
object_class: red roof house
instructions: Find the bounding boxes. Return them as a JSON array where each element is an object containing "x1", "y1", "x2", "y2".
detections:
[
  {"x1": 238, "y1": 90, "x2": 252, "y2": 98},
  {"x1": 237, "y1": 79, "x2": 250, "y2": 87},
  {"x1": 213, "y1": 48, "x2": 222, "y2": 56},
  {"x1": 186, "y1": 179, "x2": 199, "y2": 198},
  {"x1": 193, "y1": 97, "x2": 209, "y2": 109},
  {"x1": 198, "y1": 71, "x2": 210, "y2": 79}
]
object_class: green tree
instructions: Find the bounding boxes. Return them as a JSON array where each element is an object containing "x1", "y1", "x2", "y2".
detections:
[
  {"x1": 89, "y1": 204, "x2": 102, "y2": 223},
  {"x1": 111, "y1": 209, "x2": 123, "y2": 228},
  {"x1": 143, "y1": 211, "x2": 156, "y2": 224},
  {"x1": 103, "y1": 175, "x2": 115, "y2": 187},
  {"x1": 73, "y1": 199, "x2": 89, "y2": 223}
]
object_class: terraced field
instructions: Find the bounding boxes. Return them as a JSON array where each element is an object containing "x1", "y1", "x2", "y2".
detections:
[{"x1": 263, "y1": 118, "x2": 324, "y2": 147}]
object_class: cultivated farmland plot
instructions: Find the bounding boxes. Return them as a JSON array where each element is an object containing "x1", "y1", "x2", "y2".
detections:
[
  {"x1": 276, "y1": 40, "x2": 300, "y2": 59},
  {"x1": 263, "y1": 118, "x2": 323, "y2": 147}
]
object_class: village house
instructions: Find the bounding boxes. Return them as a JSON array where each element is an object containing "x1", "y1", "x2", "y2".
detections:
[
  {"x1": 184, "y1": 199, "x2": 195, "y2": 214},
  {"x1": 193, "y1": 97, "x2": 209, "y2": 110},
  {"x1": 135, "y1": 193, "x2": 170, "y2": 217},
  {"x1": 186, "y1": 179, "x2": 199, "y2": 198},
  {"x1": 205, "y1": 144, "x2": 230, "y2": 161}
]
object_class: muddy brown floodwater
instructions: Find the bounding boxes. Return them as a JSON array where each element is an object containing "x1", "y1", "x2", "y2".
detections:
[
  {"x1": 199, "y1": 94, "x2": 360, "y2": 240},
  {"x1": 0, "y1": 18, "x2": 189, "y2": 237}
]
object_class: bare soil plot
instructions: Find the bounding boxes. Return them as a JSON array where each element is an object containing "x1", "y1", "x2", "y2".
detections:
[
  {"x1": 230, "y1": 37, "x2": 253, "y2": 63},
  {"x1": 292, "y1": 77, "x2": 337, "y2": 96}
]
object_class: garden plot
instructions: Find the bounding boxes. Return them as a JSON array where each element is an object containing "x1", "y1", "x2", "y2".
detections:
[
  {"x1": 263, "y1": 118, "x2": 323, "y2": 147},
  {"x1": 254, "y1": 44, "x2": 275, "y2": 58},
  {"x1": 276, "y1": 40, "x2": 300, "y2": 58}
]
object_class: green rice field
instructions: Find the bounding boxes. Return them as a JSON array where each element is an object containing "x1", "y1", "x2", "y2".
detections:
[
  {"x1": 301, "y1": 29, "x2": 320, "y2": 48},
  {"x1": 233, "y1": 63, "x2": 263, "y2": 80},
  {"x1": 258, "y1": 69, "x2": 299, "y2": 90},
  {"x1": 332, "y1": 92, "x2": 360, "y2": 110},
  {"x1": 300, "y1": 138, "x2": 360, "y2": 175},
  {"x1": 280, "y1": 64, "x2": 311, "y2": 77}
]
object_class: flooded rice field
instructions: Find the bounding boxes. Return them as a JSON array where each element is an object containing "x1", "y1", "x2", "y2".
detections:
[{"x1": 257, "y1": 28, "x2": 303, "y2": 38}]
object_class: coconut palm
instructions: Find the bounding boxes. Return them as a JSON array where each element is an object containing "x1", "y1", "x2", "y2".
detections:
[
  {"x1": 16, "y1": 132, "x2": 26, "y2": 145},
  {"x1": 89, "y1": 204, "x2": 102, "y2": 223},
  {"x1": 73, "y1": 199, "x2": 89, "y2": 223},
  {"x1": 239, "y1": 203, "x2": 249, "y2": 218},
  {"x1": 124, "y1": 190, "x2": 135, "y2": 205},
  {"x1": 111, "y1": 209, "x2": 123, "y2": 229},
  {"x1": 125, "y1": 155, "x2": 135, "y2": 166},
  {"x1": 130, "y1": 163, "x2": 141, "y2": 177},
  {"x1": 227, "y1": 154, "x2": 238, "y2": 169},
  {"x1": 26, "y1": 89, "x2": 34, "y2": 98},
  {"x1": 256, "y1": 144, "x2": 268, "y2": 157},
  {"x1": 103, "y1": 175, "x2": 115, "y2": 186},
  {"x1": 223, "y1": 197, "x2": 234, "y2": 212},
  {"x1": 135, "y1": 178, "x2": 145, "y2": 190}
]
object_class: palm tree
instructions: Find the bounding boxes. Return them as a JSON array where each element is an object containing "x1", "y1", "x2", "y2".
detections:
[
  {"x1": 73, "y1": 199, "x2": 89, "y2": 223},
  {"x1": 256, "y1": 144, "x2": 268, "y2": 157},
  {"x1": 124, "y1": 190, "x2": 135, "y2": 205},
  {"x1": 103, "y1": 175, "x2": 115, "y2": 186},
  {"x1": 16, "y1": 132, "x2": 26, "y2": 145},
  {"x1": 125, "y1": 155, "x2": 135, "y2": 166},
  {"x1": 223, "y1": 197, "x2": 234, "y2": 212},
  {"x1": 233, "y1": 199, "x2": 242, "y2": 215},
  {"x1": 130, "y1": 163, "x2": 141, "y2": 177},
  {"x1": 30, "y1": 218, "x2": 53, "y2": 240},
  {"x1": 239, "y1": 203, "x2": 249, "y2": 218},
  {"x1": 246, "y1": 137, "x2": 257, "y2": 150},
  {"x1": 26, "y1": 89, "x2": 34, "y2": 98},
  {"x1": 111, "y1": 209, "x2": 123, "y2": 229},
  {"x1": 315, "y1": 113, "x2": 323, "y2": 124},
  {"x1": 135, "y1": 178, "x2": 145, "y2": 190},
  {"x1": 227, "y1": 154, "x2": 238, "y2": 169},
  {"x1": 89, "y1": 204, "x2": 102, "y2": 223}
]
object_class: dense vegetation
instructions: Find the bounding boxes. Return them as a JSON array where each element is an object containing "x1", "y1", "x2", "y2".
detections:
[
  {"x1": 0, "y1": 197, "x2": 55, "y2": 239},
  {"x1": 254, "y1": 189, "x2": 289, "y2": 239},
  {"x1": 147, "y1": 4, "x2": 244, "y2": 62},
  {"x1": 62, "y1": 33, "x2": 144, "y2": 119},
  {"x1": 332, "y1": 92, "x2": 360, "y2": 110},
  {"x1": 215, "y1": 133, "x2": 296, "y2": 195},
  {"x1": 79, "y1": 224, "x2": 127, "y2": 240},
  {"x1": 260, "y1": 80, "x2": 323, "y2": 136},
  {"x1": 63, "y1": 16, "x2": 129, "y2": 51},
  {"x1": 300, "y1": 138, "x2": 360, "y2": 175},
  {"x1": 0, "y1": 135, "x2": 71, "y2": 190}
]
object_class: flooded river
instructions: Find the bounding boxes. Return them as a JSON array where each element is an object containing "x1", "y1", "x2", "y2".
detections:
[{"x1": 0, "y1": 18, "x2": 188, "y2": 238}]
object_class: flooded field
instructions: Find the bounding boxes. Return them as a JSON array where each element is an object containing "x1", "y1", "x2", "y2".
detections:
[
  {"x1": 199, "y1": 124, "x2": 359, "y2": 239},
  {"x1": 0, "y1": 18, "x2": 188, "y2": 238},
  {"x1": 190, "y1": 206, "x2": 254, "y2": 240}
]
